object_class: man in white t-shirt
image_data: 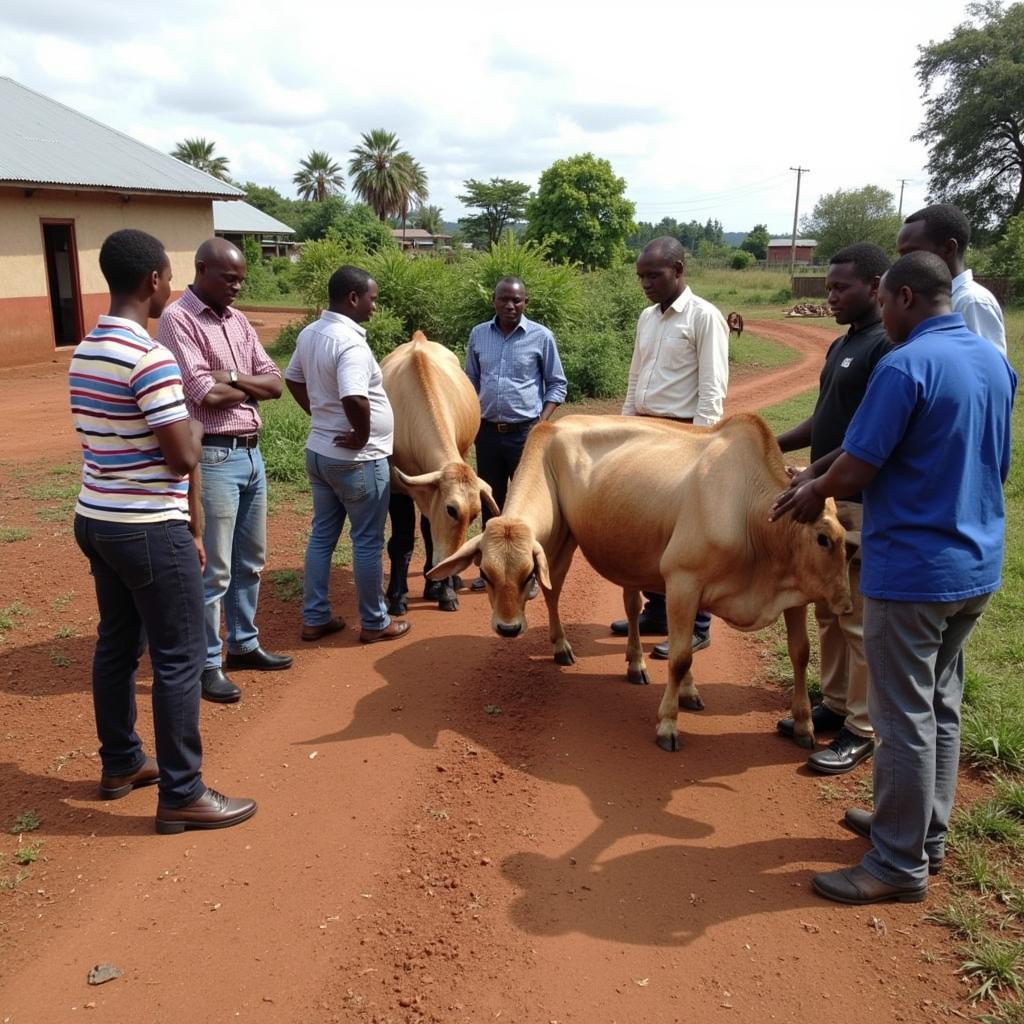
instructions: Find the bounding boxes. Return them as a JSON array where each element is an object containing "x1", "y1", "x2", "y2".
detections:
[
  {"x1": 284, "y1": 266, "x2": 410, "y2": 645},
  {"x1": 897, "y1": 204, "x2": 1006, "y2": 355}
]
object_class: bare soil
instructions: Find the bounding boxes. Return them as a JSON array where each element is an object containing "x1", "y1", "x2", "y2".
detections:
[{"x1": 0, "y1": 318, "x2": 970, "y2": 1023}]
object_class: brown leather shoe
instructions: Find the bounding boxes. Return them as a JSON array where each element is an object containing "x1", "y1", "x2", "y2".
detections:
[
  {"x1": 155, "y1": 788, "x2": 257, "y2": 834},
  {"x1": 812, "y1": 864, "x2": 926, "y2": 905},
  {"x1": 100, "y1": 755, "x2": 159, "y2": 800},
  {"x1": 301, "y1": 616, "x2": 346, "y2": 642},
  {"x1": 359, "y1": 620, "x2": 412, "y2": 644}
]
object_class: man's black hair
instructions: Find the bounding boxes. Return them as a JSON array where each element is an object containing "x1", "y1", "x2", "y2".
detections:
[
  {"x1": 829, "y1": 242, "x2": 890, "y2": 282},
  {"x1": 328, "y1": 265, "x2": 372, "y2": 305},
  {"x1": 98, "y1": 229, "x2": 168, "y2": 294},
  {"x1": 904, "y1": 203, "x2": 971, "y2": 252},
  {"x1": 642, "y1": 236, "x2": 686, "y2": 265},
  {"x1": 883, "y1": 251, "x2": 952, "y2": 302},
  {"x1": 493, "y1": 275, "x2": 526, "y2": 296}
]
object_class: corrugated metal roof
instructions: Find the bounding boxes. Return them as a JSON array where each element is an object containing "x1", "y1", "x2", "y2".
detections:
[
  {"x1": 213, "y1": 200, "x2": 295, "y2": 235},
  {"x1": 768, "y1": 238, "x2": 818, "y2": 247},
  {"x1": 0, "y1": 77, "x2": 242, "y2": 198}
]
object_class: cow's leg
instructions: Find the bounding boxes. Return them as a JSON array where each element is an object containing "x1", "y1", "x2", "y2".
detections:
[
  {"x1": 544, "y1": 538, "x2": 577, "y2": 666},
  {"x1": 386, "y1": 493, "x2": 415, "y2": 616},
  {"x1": 656, "y1": 581, "x2": 700, "y2": 751},
  {"x1": 622, "y1": 588, "x2": 650, "y2": 685},
  {"x1": 783, "y1": 603, "x2": 814, "y2": 749}
]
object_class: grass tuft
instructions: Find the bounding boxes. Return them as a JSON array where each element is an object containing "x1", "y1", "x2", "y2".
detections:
[
  {"x1": 951, "y1": 799, "x2": 1023, "y2": 844},
  {"x1": 9, "y1": 810, "x2": 40, "y2": 834},
  {"x1": 0, "y1": 526, "x2": 30, "y2": 543},
  {"x1": 960, "y1": 937, "x2": 1024, "y2": 1003},
  {"x1": 269, "y1": 569, "x2": 303, "y2": 603},
  {"x1": 926, "y1": 897, "x2": 992, "y2": 940}
]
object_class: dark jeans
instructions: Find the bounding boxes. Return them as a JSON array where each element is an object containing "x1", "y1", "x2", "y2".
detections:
[
  {"x1": 74, "y1": 515, "x2": 205, "y2": 807},
  {"x1": 475, "y1": 421, "x2": 533, "y2": 523},
  {"x1": 641, "y1": 593, "x2": 712, "y2": 635}
]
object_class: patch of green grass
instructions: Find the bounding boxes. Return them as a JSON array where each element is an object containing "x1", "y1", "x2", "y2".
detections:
[
  {"x1": 47, "y1": 648, "x2": 70, "y2": 669},
  {"x1": 729, "y1": 330, "x2": 799, "y2": 374},
  {"x1": 269, "y1": 569, "x2": 303, "y2": 603},
  {"x1": 331, "y1": 536, "x2": 353, "y2": 568},
  {"x1": 9, "y1": 810, "x2": 40, "y2": 834},
  {"x1": 0, "y1": 601, "x2": 30, "y2": 634},
  {"x1": 47, "y1": 462, "x2": 79, "y2": 477},
  {"x1": 949, "y1": 839, "x2": 1013, "y2": 895},
  {"x1": 951, "y1": 799, "x2": 1024, "y2": 845},
  {"x1": 979, "y1": 995, "x2": 1024, "y2": 1024},
  {"x1": 0, "y1": 867, "x2": 30, "y2": 890},
  {"x1": 50, "y1": 591, "x2": 74, "y2": 614},
  {"x1": 24, "y1": 480, "x2": 79, "y2": 502},
  {"x1": 853, "y1": 775, "x2": 874, "y2": 805},
  {"x1": 13, "y1": 840, "x2": 44, "y2": 866},
  {"x1": 995, "y1": 776, "x2": 1024, "y2": 820},
  {"x1": 756, "y1": 386, "x2": 818, "y2": 456},
  {"x1": 926, "y1": 897, "x2": 993, "y2": 940},
  {"x1": 960, "y1": 937, "x2": 1024, "y2": 1003},
  {"x1": 260, "y1": 389, "x2": 309, "y2": 485},
  {"x1": 53, "y1": 625, "x2": 77, "y2": 640},
  {"x1": 0, "y1": 526, "x2": 30, "y2": 543},
  {"x1": 816, "y1": 781, "x2": 841, "y2": 803}
]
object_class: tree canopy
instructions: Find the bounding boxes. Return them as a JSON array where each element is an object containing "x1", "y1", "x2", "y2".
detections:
[
  {"x1": 412, "y1": 204, "x2": 445, "y2": 235},
  {"x1": 293, "y1": 150, "x2": 345, "y2": 202},
  {"x1": 916, "y1": 2, "x2": 1024, "y2": 230},
  {"x1": 171, "y1": 138, "x2": 230, "y2": 180},
  {"x1": 800, "y1": 186, "x2": 901, "y2": 261},
  {"x1": 628, "y1": 217, "x2": 725, "y2": 254},
  {"x1": 524, "y1": 154, "x2": 635, "y2": 269},
  {"x1": 348, "y1": 129, "x2": 428, "y2": 223},
  {"x1": 457, "y1": 177, "x2": 532, "y2": 248},
  {"x1": 740, "y1": 224, "x2": 771, "y2": 260}
]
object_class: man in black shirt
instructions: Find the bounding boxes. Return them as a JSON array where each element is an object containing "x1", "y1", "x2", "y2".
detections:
[{"x1": 776, "y1": 243, "x2": 892, "y2": 774}]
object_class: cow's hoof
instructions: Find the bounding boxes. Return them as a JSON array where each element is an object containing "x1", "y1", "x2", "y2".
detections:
[
  {"x1": 626, "y1": 668, "x2": 650, "y2": 685},
  {"x1": 439, "y1": 598, "x2": 459, "y2": 612},
  {"x1": 794, "y1": 733, "x2": 815, "y2": 750},
  {"x1": 387, "y1": 595, "x2": 409, "y2": 616},
  {"x1": 679, "y1": 694, "x2": 705, "y2": 712},
  {"x1": 656, "y1": 733, "x2": 681, "y2": 753},
  {"x1": 554, "y1": 649, "x2": 576, "y2": 666},
  {"x1": 423, "y1": 580, "x2": 444, "y2": 601}
]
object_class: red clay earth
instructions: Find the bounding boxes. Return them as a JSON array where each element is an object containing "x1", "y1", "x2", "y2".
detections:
[{"x1": 0, "y1": 319, "x2": 975, "y2": 1023}]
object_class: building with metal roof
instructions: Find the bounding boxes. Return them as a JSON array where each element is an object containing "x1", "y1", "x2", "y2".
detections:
[
  {"x1": 213, "y1": 200, "x2": 297, "y2": 258},
  {"x1": 0, "y1": 76, "x2": 242, "y2": 367}
]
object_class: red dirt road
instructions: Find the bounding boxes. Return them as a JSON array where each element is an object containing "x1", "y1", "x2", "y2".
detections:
[{"x1": 1, "y1": 318, "x2": 966, "y2": 1024}]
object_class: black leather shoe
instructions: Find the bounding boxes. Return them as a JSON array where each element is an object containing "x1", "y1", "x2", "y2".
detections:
[
  {"x1": 610, "y1": 612, "x2": 667, "y2": 637},
  {"x1": 201, "y1": 667, "x2": 241, "y2": 704},
  {"x1": 650, "y1": 632, "x2": 710, "y2": 660},
  {"x1": 843, "y1": 808, "x2": 944, "y2": 875},
  {"x1": 807, "y1": 727, "x2": 874, "y2": 775},
  {"x1": 812, "y1": 864, "x2": 926, "y2": 905},
  {"x1": 225, "y1": 646, "x2": 293, "y2": 671},
  {"x1": 777, "y1": 702, "x2": 846, "y2": 738}
]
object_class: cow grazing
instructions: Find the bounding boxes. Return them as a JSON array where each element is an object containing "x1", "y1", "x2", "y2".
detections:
[
  {"x1": 382, "y1": 331, "x2": 498, "y2": 613},
  {"x1": 428, "y1": 414, "x2": 851, "y2": 752}
]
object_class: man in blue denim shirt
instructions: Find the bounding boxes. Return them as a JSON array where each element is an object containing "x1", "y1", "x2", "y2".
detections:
[
  {"x1": 465, "y1": 277, "x2": 567, "y2": 591},
  {"x1": 285, "y1": 266, "x2": 411, "y2": 645}
]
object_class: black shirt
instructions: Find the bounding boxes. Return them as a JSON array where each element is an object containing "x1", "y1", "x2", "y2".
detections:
[{"x1": 810, "y1": 318, "x2": 891, "y2": 502}]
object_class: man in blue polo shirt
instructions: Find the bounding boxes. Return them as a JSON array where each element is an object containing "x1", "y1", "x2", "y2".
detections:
[
  {"x1": 771, "y1": 251, "x2": 1016, "y2": 905},
  {"x1": 465, "y1": 276, "x2": 567, "y2": 593}
]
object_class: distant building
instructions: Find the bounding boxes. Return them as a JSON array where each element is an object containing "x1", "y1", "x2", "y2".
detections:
[
  {"x1": 766, "y1": 238, "x2": 818, "y2": 266},
  {"x1": 391, "y1": 227, "x2": 453, "y2": 251},
  {"x1": 213, "y1": 200, "x2": 297, "y2": 259},
  {"x1": 0, "y1": 76, "x2": 241, "y2": 368}
]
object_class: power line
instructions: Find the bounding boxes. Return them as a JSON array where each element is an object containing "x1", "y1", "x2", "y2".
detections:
[{"x1": 632, "y1": 172, "x2": 792, "y2": 212}]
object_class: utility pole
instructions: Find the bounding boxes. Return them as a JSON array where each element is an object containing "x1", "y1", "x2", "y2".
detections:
[
  {"x1": 789, "y1": 166, "x2": 809, "y2": 277},
  {"x1": 897, "y1": 178, "x2": 911, "y2": 219}
]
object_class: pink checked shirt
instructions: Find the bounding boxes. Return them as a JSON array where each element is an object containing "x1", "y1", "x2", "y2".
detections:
[{"x1": 156, "y1": 287, "x2": 281, "y2": 434}]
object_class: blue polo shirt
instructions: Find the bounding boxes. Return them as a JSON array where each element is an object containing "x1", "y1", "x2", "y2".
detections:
[{"x1": 843, "y1": 313, "x2": 1016, "y2": 602}]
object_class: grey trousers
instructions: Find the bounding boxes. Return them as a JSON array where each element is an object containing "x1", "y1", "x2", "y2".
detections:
[{"x1": 862, "y1": 593, "x2": 990, "y2": 887}]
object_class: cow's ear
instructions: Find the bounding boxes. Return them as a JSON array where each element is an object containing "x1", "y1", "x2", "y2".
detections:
[
  {"x1": 531, "y1": 540, "x2": 552, "y2": 591},
  {"x1": 427, "y1": 534, "x2": 482, "y2": 581},
  {"x1": 479, "y1": 480, "x2": 500, "y2": 516}
]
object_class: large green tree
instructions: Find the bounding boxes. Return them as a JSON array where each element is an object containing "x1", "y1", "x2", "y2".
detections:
[
  {"x1": 348, "y1": 129, "x2": 428, "y2": 223},
  {"x1": 293, "y1": 150, "x2": 346, "y2": 202},
  {"x1": 800, "y1": 186, "x2": 901, "y2": 261},
  {"x1": 412, "y1": 204, "x2": 445, "y2": 235},
  {"x1": 740, "y1": 223, "x2": 771, "y2": 260},
  {"x1": 457, "y1": 177, "x2": 532, "y2": 247},
  {"x1": 525, "y1": 153, "x2": 635, "y2": 268},
  {"x1": 240, "y1": 182, "x2": 299, "y2": 228},
  {"x1": 171, "y1": 137, "x2": 230, "y2": 180},
  {"x1": 916, "y1": 2, "x2": 1024, "y2": 230}
]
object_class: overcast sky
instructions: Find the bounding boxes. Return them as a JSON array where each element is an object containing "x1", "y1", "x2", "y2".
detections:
[{"x1": 0, "y1": 0, "x2": 975, "y2": 233}]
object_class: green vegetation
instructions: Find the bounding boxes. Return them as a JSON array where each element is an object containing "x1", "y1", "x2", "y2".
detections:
[
  {"x1": 269, "y1": 569, "x2": 303, "y2": 603},
  {"x1": 961, "y1": 939, "x2": 1024, "y2": 1003},
  {"x1": 801, "y1": 185, "x2": 901, "y2": 261},
  {"x1": 729, "y1": 331, "x2": 798, "y2": 374},
  {"x1": 458, "y1": 177, "x2": 532, "y2": 248},
  {"x1": 0, "y1": 601, "x2": 30, "y2": 635},
  {"x1": 171, "y1": 137, "x2": 230, "y2": 180},
  {"x1": 0, "y1": 526, "x2": 29, "y2": 543},
  {"x1": 13, "y1": 840, "x2": 44, "y2": 866},
  {"x1": 48, "y1": 648, "x2": 70, "y2": 669},
  {"x1": 9, "y1": 810, "x2": 40, "y2": 834}
]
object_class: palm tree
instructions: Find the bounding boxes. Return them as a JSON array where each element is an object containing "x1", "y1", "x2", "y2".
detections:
[
  {"x1": 292, "y1": 150, "x2": 345, "y2": 202},
  {"x1": 171, "y1": 138, "x2": 230, "y2": 180},
  {"x1": 348, "y1": 129, "x2": 429, "y2": 226},
  {"x1": 412, "y1": 204, "x2": 444, "y2": 236}
]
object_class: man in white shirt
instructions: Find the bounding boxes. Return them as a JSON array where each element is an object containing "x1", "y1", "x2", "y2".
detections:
[
  {"x1": 610, "y1": 236, "x2": 730, "y2": 658},
  {"x1": 284, "y1": 266, "x2": 411, "y2": 645},
  {"x1": 897, "y1": 204, "x2": 1006, "y2": 355}
]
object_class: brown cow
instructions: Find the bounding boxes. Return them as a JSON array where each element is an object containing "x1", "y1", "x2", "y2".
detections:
[
  {"x1": 429, "y1": 413, "x2": 851, "y2": 752},
  {"x1": 382, "y1": 331, "x2": 498, "y2": 613}
]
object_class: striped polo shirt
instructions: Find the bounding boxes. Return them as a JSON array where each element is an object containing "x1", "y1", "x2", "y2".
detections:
[{"x1": 69, "y1": 315, "x2": 191, "y2": 523}]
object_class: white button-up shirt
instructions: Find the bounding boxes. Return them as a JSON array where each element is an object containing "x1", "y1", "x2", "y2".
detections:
[
  {"x1": 622, "y1": 286, "x2": 730, "y2": 426},
  {"x1": 952, "y1": 269, "x2": 1006, "y2": 355}
]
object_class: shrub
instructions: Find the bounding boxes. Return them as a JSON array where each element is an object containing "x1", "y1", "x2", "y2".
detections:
[
  {"x1": 366, "y1": 306, "x2": 410, "y2": 361},
  {"x1": 268, "y1": 312, "x2": 316, "y2": 360},
  {"x1": 293, "y1": 232, "x2": 370, "y2": 311},
  {"x1": 730, "y1": 250, "x2": 755, "y2": 270},
  {"x1": 558, "y1": 326, "x2": 632, "y2": 401}
]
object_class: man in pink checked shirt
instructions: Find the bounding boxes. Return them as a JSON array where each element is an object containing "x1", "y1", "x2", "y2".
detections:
[{"x1": 158, "y1": 238, "x2": 292, "y2": 705}]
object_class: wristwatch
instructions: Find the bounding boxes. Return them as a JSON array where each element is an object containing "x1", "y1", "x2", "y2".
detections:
[{"x1": 229, "y1": 369, "x2": 239, "y2": 384}]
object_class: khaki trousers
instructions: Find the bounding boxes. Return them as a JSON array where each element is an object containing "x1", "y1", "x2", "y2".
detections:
[{"x1": 814, "y1": 500, "x2": 871, "y2": 738}]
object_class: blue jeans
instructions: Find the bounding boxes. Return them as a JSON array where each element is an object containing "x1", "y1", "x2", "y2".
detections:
[
  {"x1": 200, "y1": 445, "x2": 268, "y2": 668},
  {"x1": 74, "y1": 515, "x2": 206, "y2": 807},
  {"x1": 304, "y1": 451, "x2": 391, "y2": 631}
]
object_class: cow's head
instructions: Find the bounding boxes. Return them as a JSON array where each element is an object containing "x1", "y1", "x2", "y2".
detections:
[
  {"x1": 788, "y1": 498, "x2": 853, "y2": 615},
  {"x1": 426, "y1": 516, "x2": 550, "y2": 637},
  {"x1": 394, "y1": 463, "x2": 499, "y2": 566}
]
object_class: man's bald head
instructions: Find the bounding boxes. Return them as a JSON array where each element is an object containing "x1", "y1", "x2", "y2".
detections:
[
  {"x1": 193, "y1": 237, "x2": 247, "y2": 311},
  {"x1": 641, "y1": 236, "x2": 686, "y2": 267}
]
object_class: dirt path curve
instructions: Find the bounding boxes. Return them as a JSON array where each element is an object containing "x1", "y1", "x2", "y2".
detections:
[{"x1": 1, "y1": 318, "x2": 964, "y2": 1024}]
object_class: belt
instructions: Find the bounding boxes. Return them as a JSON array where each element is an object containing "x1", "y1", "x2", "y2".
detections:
[
  {"x1": 202, "y1": 432, "x2": 260, "y2": 450},
  {"x1": 484, "y1": 418, "x2": 538, "y2": 434}
]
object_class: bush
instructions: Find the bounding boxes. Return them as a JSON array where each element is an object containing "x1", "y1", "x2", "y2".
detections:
[
  {"x1": 366, "y1": 306, "x2": 410, "y2": 361},
  {"x1": 730, "y1": 250, "x2": 755, "y2": 270},
  {"x1": 558, "y1": 326, "x2": 632, "y2": 401},
  {"x1": 267, "y1": 313, "x2": 316, "y2": 360},
  {"x1": 293, "y1": 232, "x2": 370, "y2": 311}
]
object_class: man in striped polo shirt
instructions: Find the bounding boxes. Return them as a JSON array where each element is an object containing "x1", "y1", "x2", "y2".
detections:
[
  {"x1": 158, "y1": 238, "x2": 291, "y2": 704},
  {"x1": 71, "y1": 229, "x2": 256, "y2": 833}
]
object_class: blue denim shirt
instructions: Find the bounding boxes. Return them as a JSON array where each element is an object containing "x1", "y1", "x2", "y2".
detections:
[{"x1": 465, "y1": 315, "x2": 567, "y2": 422}]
